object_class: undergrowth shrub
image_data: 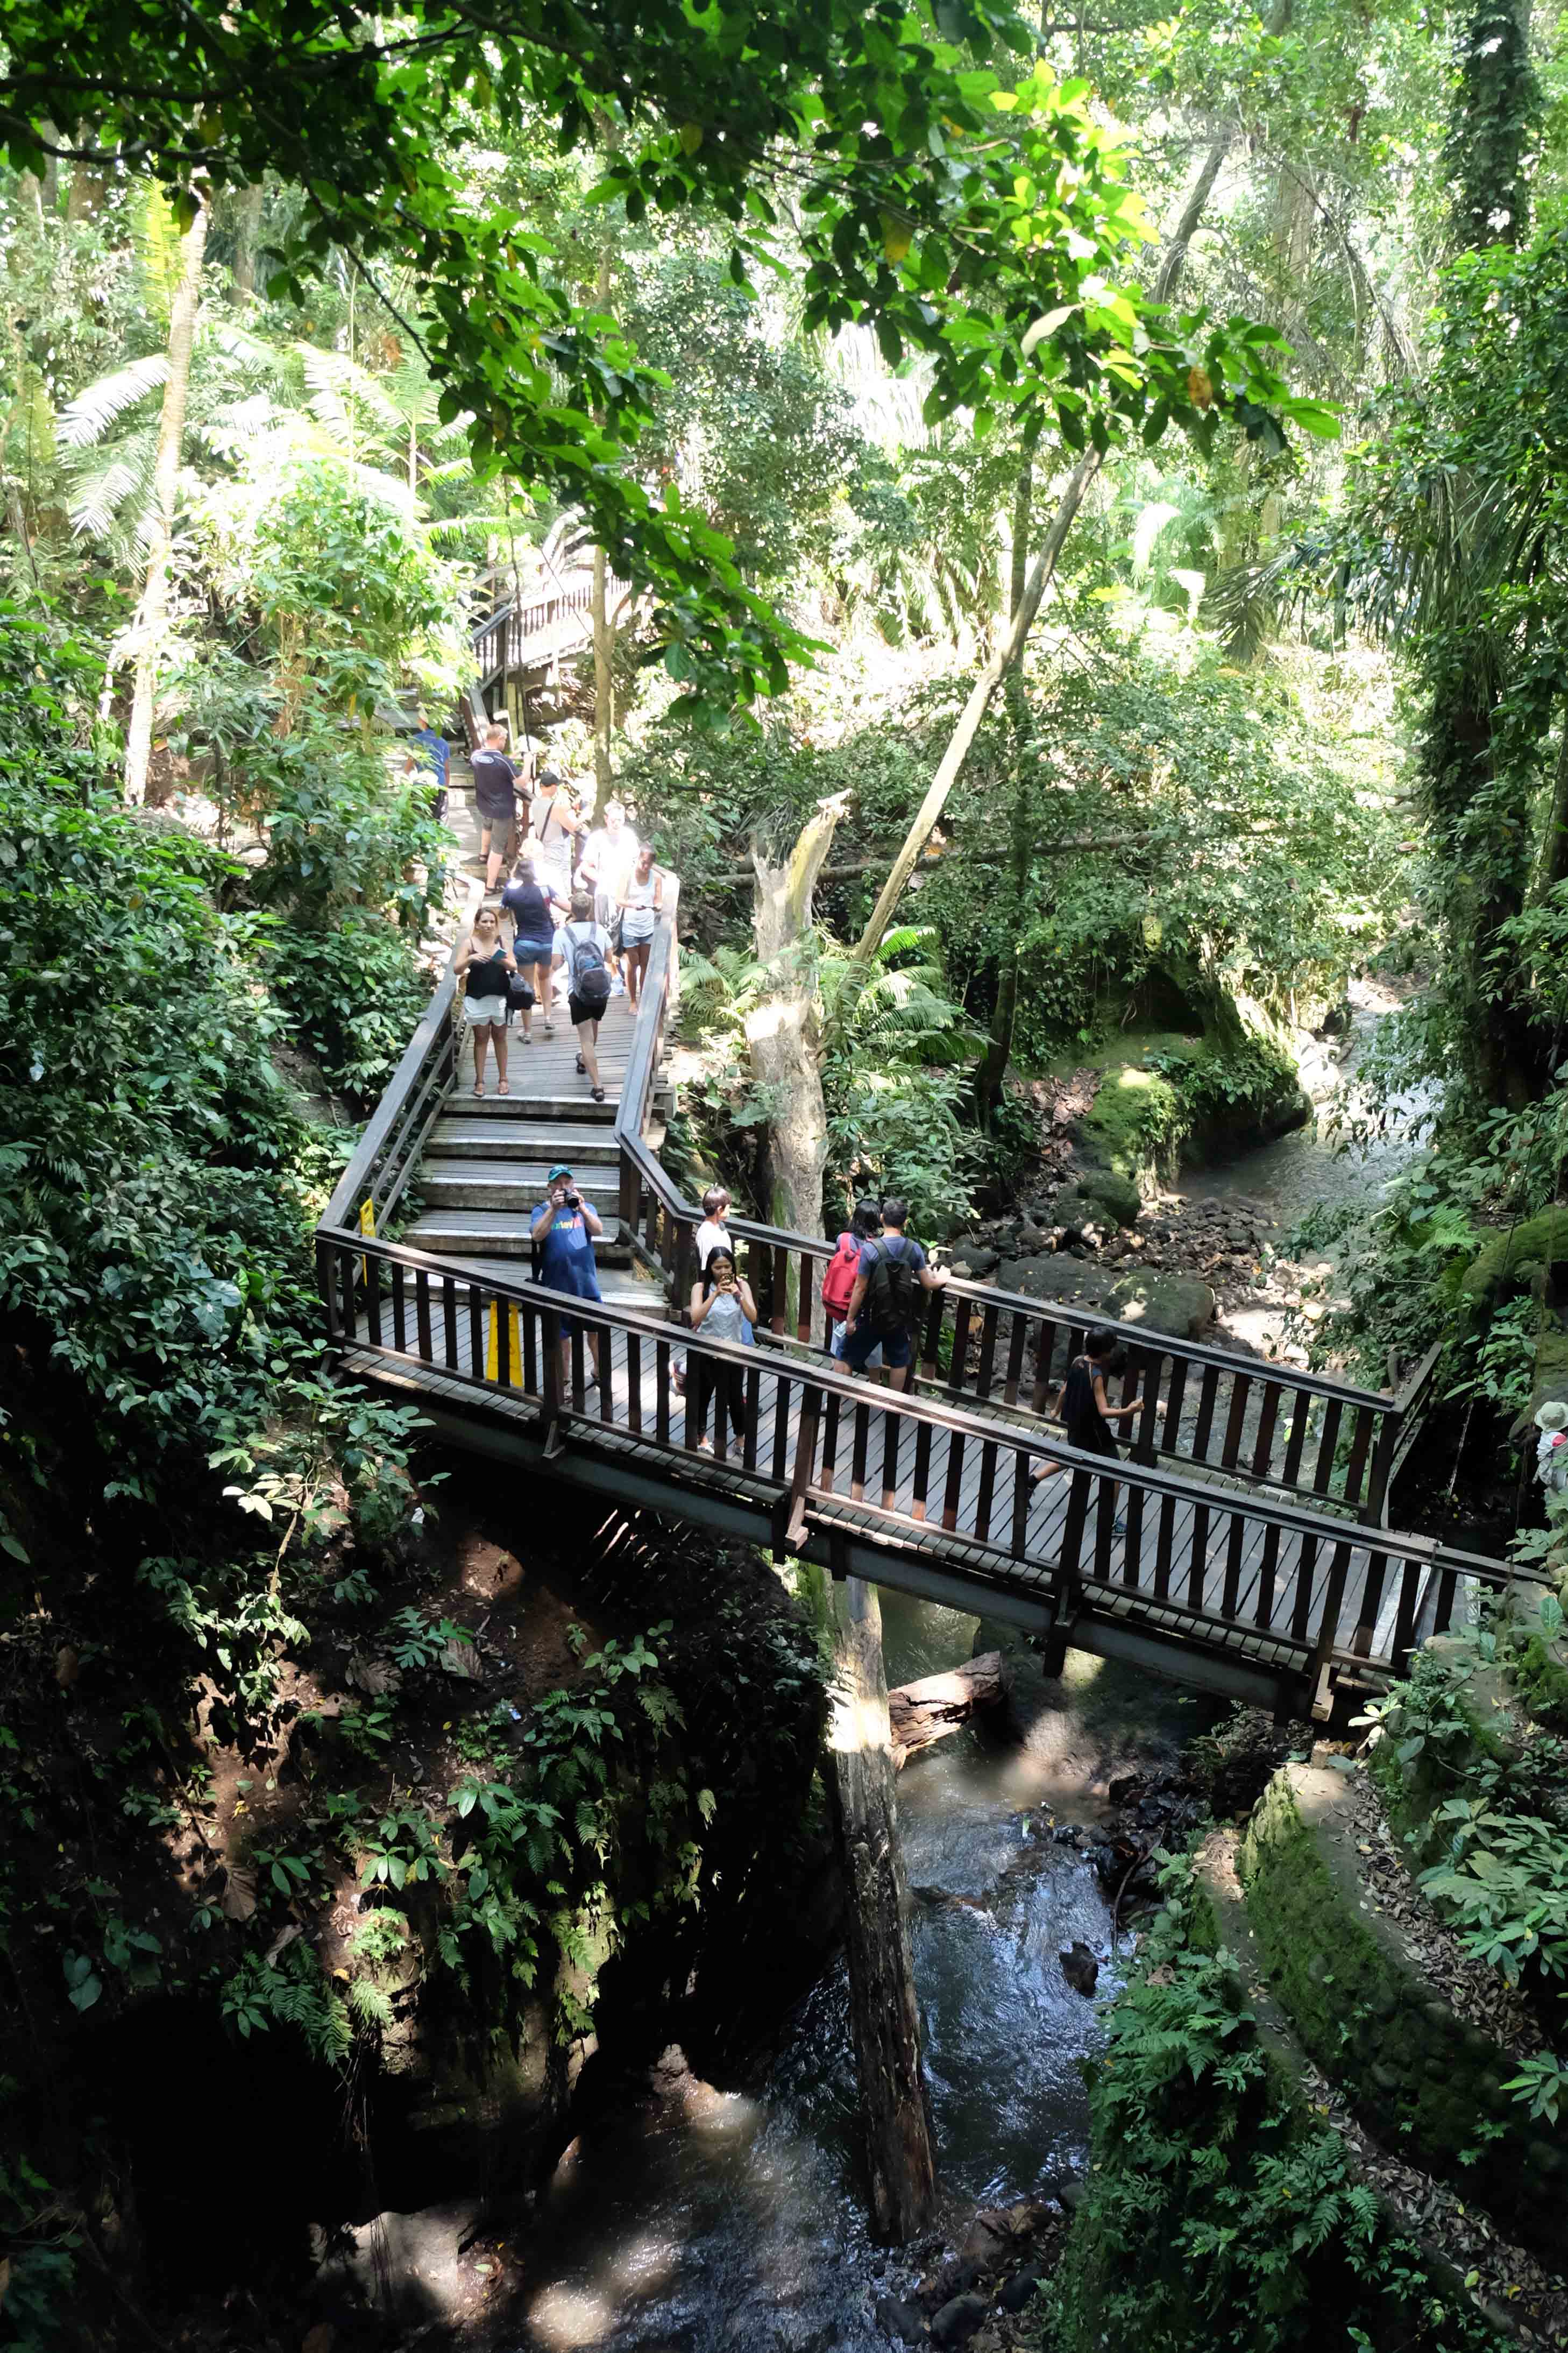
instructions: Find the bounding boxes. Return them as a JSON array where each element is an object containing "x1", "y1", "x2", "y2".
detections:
[{"x1": 1041, "y1": 1852, "x2": 1508, "y2": 2353}]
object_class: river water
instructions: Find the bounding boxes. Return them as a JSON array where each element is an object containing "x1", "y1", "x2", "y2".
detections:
[
  {"x1": 510, "y1": 999, "x2": 1428, "y2": 2352},
  {"x1": 513, "y1": 1609, "x2": 1196, "y2": 2353}
]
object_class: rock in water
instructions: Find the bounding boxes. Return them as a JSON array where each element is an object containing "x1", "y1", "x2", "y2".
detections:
[
  {"x1": 931, "y1": 2291, "x2": 991, "y2": 2347},
  {"x1": 875, "y1": 2293, "x2": 927, "y2": 2345},
  {"x1": 1060, "y1": 1941, "x2": 1099, "y2": 1996}
]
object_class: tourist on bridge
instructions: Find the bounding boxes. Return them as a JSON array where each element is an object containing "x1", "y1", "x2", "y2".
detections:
[
  {"x1": 531, "y1": 1162, "x2": 605, "y2": 1393},
  {"x1": 501, "y1": 853, "x2": 567, "y2": 1043},
  {"x1": 1032, "y1": 1327, "x2": 1143, "y2": 1527},
  {"x1": 840, "y1": 1198, "x2": 948, "y2": 1393},
  {"x1": 471, "y1": 723, "x2": 524, "y2": 894},
  {"x1": 616, "y1": 843, "x2": 663, "y2": 1011},
  {"x1": 403, "y1": 707, "x2": 451, "y2": 821},
  {"x1": 578, "y1": 799, "x2": 640, "y2": 943},
  {"x1": 529, "y1": 768, "x2": 584, "y2": 908},
  {"x1": 555, "y1": 889, "x2": 618, "y2": 1103},
  {"x1": 453, "y1": 904, "x2": 518, "y2": 1098},
  {"x1": 821, "y1": 1197, "x2": 883, "y2": 1361},
  {"x1": 687, "y1": 1248, "x2": 757, "y2": 1451}
]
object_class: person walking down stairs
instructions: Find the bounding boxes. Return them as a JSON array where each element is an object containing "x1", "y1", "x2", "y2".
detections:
[
  {"x1": 453, "y1": 905, "x2": 517, "y2": 1098},
  {"x1": 555, "y1": 890, "x2": 617, "y2": 1103}
]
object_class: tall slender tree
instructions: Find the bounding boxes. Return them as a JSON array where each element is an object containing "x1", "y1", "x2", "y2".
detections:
[{"x1": 122, "y1": 195, "x2": 207, "y2": 804}]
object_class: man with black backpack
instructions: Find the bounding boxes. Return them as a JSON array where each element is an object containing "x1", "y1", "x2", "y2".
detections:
[
  {"x1": 840, "y1": 1197, "x2": 948, "y2": 1390},
  {"x1": 554, "y1": 888, "x2": 618, "y2": 1101}
]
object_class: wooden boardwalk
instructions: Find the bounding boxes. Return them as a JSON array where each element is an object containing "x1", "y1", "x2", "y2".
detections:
[{"x1": 319, "y1": 920, "x2": 1525, "y2": 1717}]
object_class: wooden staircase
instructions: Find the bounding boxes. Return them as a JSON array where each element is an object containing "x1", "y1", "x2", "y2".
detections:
[{"x1": 399, "y1": 1000, "x2": 672, "y2": 1319}]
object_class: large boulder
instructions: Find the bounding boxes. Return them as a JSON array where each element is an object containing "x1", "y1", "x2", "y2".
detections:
[
  {"x1": 1055, "y1": 1169, "x2": 1143, "y2": 1232},
  {"x1": 1108, "y1": 1270, "x2": 1216, "y2": 1340}
]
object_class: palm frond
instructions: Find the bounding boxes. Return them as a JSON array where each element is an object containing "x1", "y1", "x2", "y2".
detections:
[{"x1": 58, "y1": 357, "x2": 169, "y2": 450}]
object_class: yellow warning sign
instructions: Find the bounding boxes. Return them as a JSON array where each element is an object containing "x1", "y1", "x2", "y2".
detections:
[{"x1": 485, "y1": 1299, "x2": 524, "y2": 1387}]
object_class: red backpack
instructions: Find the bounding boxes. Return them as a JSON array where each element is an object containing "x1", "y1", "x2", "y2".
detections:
[{"x1": 820, "y1": 1231, "x2": 861, "y2": 1319}]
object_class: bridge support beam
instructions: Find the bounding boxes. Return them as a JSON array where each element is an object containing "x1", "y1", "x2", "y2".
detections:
[{"x1": 828, "y1": 1574, "x2": 939, "y2": 2244}]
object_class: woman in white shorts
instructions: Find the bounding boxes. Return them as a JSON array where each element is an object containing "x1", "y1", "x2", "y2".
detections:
[
  {"x1": 453, "y1": 906, "x2": 517, "y2": 1097},
  {"x1": 617, "y1": 843, "x2": 663, "y2": 1009}
]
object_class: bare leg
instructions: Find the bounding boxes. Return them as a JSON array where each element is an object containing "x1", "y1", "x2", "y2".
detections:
[
  {"x1": 486, "y1": 839, "x2": 505, "y2": 893},
  {"x1": 493, "y1": 1022, "x2": 510, "y2": 1094},
  {"x1": 471, "y1": 1025, "x2": 490, "y2": 1095},
  {"x1": 578, "y1": 1017, "x2": 602, "y2": 1093}
]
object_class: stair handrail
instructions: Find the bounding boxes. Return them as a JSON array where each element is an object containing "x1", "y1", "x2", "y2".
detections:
[{"x1": 321, "y1": 945, "x2": 462, "y2": 1238}]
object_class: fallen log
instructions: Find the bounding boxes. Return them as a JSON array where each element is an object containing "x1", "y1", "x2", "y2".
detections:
[{"x1": 887, "y1": 1651, "x2": 1011, "y2": 1771}]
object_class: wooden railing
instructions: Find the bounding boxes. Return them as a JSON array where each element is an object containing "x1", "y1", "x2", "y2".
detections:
[
  {"x1": 471, "y1": 571, "x2": 632, "y2": 690},
  {"x1": 313, "y1": 1224, "x2": 1540, "y2": 1686},
  {"x1": 321, "y1": 949, "x2": 460, "y2": 1241},
  {"x1": 611, "y1": 923, "x2": 1433, "y2": 1526}
]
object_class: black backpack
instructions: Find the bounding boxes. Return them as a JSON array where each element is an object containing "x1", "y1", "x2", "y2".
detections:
[
  {"x1": 865, "y1": 1236, "x2": 918, "y2": 1338},
  {"x1": 569, "y1": 925, "x2": 611, "y2": 1009}
]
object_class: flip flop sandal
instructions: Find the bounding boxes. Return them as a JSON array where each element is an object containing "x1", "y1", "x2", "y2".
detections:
[
  {"x1": 575, "y1": 1054, "x2": 586, "y2": 1073},
  {"x1": 591, "y1": 1086, "x2": 606, "y2": 1103},
  {"x1": 472, "y1": 1082, "x2": 486, "y2": 1098},
  {"x1": 497, "y1": 1080, "x2": 510, "y2": 1095}
]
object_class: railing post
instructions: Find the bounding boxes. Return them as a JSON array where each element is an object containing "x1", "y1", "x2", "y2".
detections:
[{"x1": 785, "y1": 1386, "x2": 823, "y2": 1551}]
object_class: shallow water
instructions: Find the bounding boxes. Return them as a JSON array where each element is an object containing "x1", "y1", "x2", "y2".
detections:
[
  {"x1": 1183, "y1": 1000, "x2": 1435, "y2": 1231},
  {"x1": 510, "y1": 1607, "x2": 1190, "y2": 2352}
]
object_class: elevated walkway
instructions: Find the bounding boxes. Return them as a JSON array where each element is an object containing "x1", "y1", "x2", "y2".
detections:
[{"x1": 316, "y1": 924, "x2": 1535, "y2": 1718}]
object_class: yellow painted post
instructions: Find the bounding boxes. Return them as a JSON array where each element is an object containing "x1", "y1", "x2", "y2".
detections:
[
  {"x1": 359, "y1": 1199, "x2": 374, "y2": 1283},
  {"x1": 485, "y1": 1299, "x2": 523, "y2": 1387}
]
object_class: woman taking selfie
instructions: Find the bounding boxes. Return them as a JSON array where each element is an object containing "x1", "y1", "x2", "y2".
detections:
[
  {"x1": 687, "y1": 1248, "x2": 757, "y2": 1451},
  {"x1": 453, "y1": 905, "x2": 517, "y2": 1098}
]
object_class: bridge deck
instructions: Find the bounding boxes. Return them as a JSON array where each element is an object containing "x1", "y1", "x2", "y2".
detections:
[{"x1": 338, "y1": 1306, "x2": 1417, "y2": 1679}]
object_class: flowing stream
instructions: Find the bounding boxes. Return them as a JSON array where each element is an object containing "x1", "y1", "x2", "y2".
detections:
[{"x1": 510, "y1": 998, "x2": 1429, "y2": 2353}]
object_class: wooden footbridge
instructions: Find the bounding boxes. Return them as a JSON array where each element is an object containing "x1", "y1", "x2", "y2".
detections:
[{"x1": 316, "y1": 922, "x2": 1534, "y2": 1718}]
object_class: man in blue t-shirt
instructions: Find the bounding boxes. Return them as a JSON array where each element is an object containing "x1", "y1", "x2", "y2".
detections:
[
  {"x1": 403, "y1": 715, "x2": 451, "y2": 821},
  {"x1": 839, "y1": 1196, "x2": 948, "y2": 1390}
]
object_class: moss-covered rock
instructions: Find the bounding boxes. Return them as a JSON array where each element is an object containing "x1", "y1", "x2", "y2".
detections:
[
  {"x1": 1237, "y1": 1762, "x2": 1566, "y2": 2265},
  {"x1": 1055, "y1": 1168, "x2": 1144, "y2": 1231},
  {"x1": 1461, "y1": 1206, "x2": 1568, "y2": 1309}
]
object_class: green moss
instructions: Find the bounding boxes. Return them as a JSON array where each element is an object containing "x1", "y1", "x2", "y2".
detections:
[
  {"x1": 1080, "y1": 1055, "x2": 1184, "y2": 1179},
  {"x1": 1237, "y1": 1768, "x2": 1566, "y2": 2265},
  {"x1": 1461, "y1": 1205, "x2": 1568, "y2": 1305},
  {"x1": 1510, "y1": 1633, "x2": 1568, "y2": 1728}
]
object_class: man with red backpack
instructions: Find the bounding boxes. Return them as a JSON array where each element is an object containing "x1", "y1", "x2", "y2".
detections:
[
  {"x1": 821, "y1": 1197, "x2": 882, "y2": 1356},
  {"x1": 840, "y1": 1197, "x2": 949, "y2": 1391}
]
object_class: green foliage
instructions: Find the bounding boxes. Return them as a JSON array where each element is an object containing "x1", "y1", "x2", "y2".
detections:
[
  {"x1": 0, "y1": 2150, "x2": 80, "y2": 2353},
  {"x1": 2, "y1": 2, "x2": 1330, "y2": 715},
  {"x1": 221, "y1": 1941, "x2": 352, "y2": 2062},
  {"x1": 1044, "y1": 1852, "x2": 1508, "y2": 2353}
]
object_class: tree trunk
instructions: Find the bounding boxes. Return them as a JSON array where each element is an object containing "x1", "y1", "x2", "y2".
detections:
[
  {"x1": 829, "y1": 1575, "x2": 938, "y2": 2242},
  {"x1": 747, "y1": 795, "x2": 847, "y2": 1239},
  {"x1": 1529, "y1": 714, "x2": 1568, "y2": 907},
  {"x1": 888, "y1": 1651, "x2": 1011, "y2": 1770},
  {"x1": 231, "y1": 181, "x2": 264, "y2": 301},
  {"x1": 849, "y1": 448, "x2": 1101, "y2": 970},
  {"x1": 591, "y1": 540, "x2": 615, "y2": 813},
  {"x1": 975, "y1": 670, "x2": 1037, "y2": 1126},
  {"x1": 123, "y1": 198, "x2": 207, "y2": 804},
  {"x1": 588, "y1": 236, "x2": 616, "y2": 816}
]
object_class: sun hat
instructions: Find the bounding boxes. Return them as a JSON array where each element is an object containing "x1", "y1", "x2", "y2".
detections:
[
  {"x1": 1535, "y1": 1400, "x2": 1568, "y2": 1432},
  {"x1": 547, "y1": 1161, "x2": 573, "y2": 1183}
]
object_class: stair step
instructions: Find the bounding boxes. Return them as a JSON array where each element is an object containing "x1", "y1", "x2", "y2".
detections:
[
  {"x1": 429, "y1": 1119, "x2": 622, "y2": 1164},
  {"x1": 418, "y1": 1161, "x2": 621, "y2": 1211},
  {"x1": 434, "y1": 1258, "x2": 670, "y2": 1315},
  {"x1": 455, "y1": 1092, "x2": 619, "y2": 1123},
  {"x1": 405, "y1": 1210, "x2": 636, "y2": 1266}
]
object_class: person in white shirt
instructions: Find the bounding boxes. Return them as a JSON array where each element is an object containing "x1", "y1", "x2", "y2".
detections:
[
  {"x1": 694, "y1": 1188, "x2": 733, "y2": 1273},
  {"x1": 528, "y1": 770, "x2": 584, "y2": 905},
  {"x1": 578, "y1": 801, "x2": 640, "y2": 980},
  {"x1": 617, "y1": 844, "x2": 663, "y2": 1009}
]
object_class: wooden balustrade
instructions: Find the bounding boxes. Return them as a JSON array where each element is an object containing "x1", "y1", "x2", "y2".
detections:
[
  {"x1": 316, "y1": 1224, "x2": 1538, "y2": 1685},
  {"x1": 320, "y1": 949, "x2": 460, "y2": 1240},
  {"x1": 609, "y1": 921, "x2": 1418, "y2": 1523}
]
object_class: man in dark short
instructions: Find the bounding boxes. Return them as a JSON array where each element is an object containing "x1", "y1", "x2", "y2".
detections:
[{"x1": 470, "y1": 723, "x2": 522, "y2": 893}]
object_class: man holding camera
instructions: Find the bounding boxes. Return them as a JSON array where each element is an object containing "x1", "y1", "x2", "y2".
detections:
[{"x1": 530, "y1": 1162, "x2": 606, "y2": 1393}]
